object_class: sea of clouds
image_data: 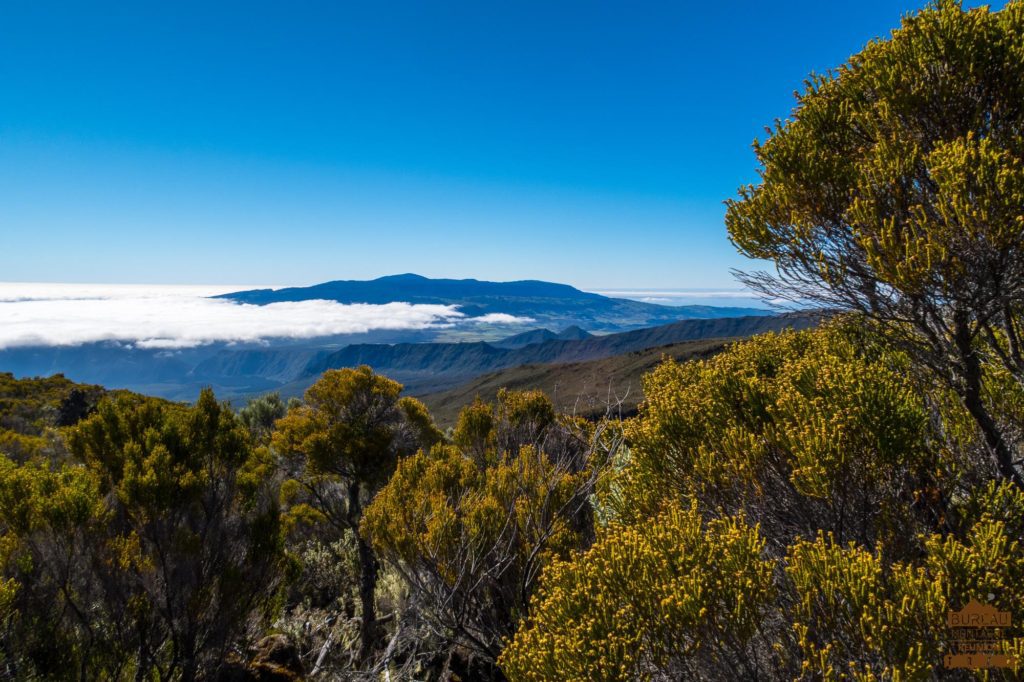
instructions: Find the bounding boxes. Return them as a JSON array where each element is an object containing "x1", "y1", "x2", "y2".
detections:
[{"x1": 0, "y1": 283, "x2": 528, "y2": 350}]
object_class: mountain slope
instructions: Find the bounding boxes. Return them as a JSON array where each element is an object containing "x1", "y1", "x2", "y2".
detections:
[
  {"x1": 218, "y1": 274, "x2": 769, "y2": 331},
  {"x1": 0, "y1": 311, "x2": 815, "y2": 403},
  {"x1": 190, "y1": 348, "x2": 328, "y2": 384},
  {"x1": 492, "y1": 325, "x2": 594, "y2": 349},
  {"x1": 301, "y1": 313, "x2": 818, "y2": 394},
  {"x1": 554, "y1": 325, "x2": 594, "y2": 341},
  {"x1": 417, "y1": 338, "x2": 730, "y2": 426},
  {"x1": 492, "y1": 328, "x2": 559, "y2": 349}
]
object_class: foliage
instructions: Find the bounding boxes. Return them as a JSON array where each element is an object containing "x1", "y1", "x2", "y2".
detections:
[
  {"x1": 504, "y1": 323, "x2": 1024, "y2": 680},
  {"x1": 238, "y1": 391, "x2": 292, "y2": 445},
  {"x1": 273, "y1": 367, "x2": 441, "y2": 493},
  {"x1": 0, "y1": 389, "x2": 286, "y2": 680},
  {"x1": 787, "y1": 480, "x2": 1024, "y2": 679},
  {"x1": 363, "y1": 389, "x2": 621, "y2": 669},
  {"x1": 2, "y1": 315, "x2": 1024, "y2": 680},
  {"x1": 725, "y1": 0, "x2": 1024, "y2": 487},
  {"x1": 0, "y1": 372, "x2": 106, "y2": 462},
  {"x1": 271, "y1": 366, "x2": 442, "y2": 663},
  {"x1": 623, "y1": 321, "x2": 959, "y2": 552},
  {"x1": 0, "y1": 456, "x2": 106, "y2": 677},
  {"x1": 786, "y1": 534, "x2": 947, "y2": 680},
  {"x1": 499, "y1": 502, "x2": 775, "y2": 681}
]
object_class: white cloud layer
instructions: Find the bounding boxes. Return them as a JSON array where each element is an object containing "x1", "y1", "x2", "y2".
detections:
[
  {"x1": 470, "y1": 313, "x2": 533, "y2": 324},
  {"x1": 0, "y1": 283, "x2": 531, "y2": 349}
]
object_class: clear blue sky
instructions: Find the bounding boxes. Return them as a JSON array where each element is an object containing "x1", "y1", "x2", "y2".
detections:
[{"x1": 0, "y1": 1, "x2": 977, "y2": 288}]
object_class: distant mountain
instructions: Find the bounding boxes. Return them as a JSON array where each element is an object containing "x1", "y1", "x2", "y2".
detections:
[
  {"x1": 555, "y1": 325, "x2": 594, "y2": 341},
  {"x1": 493, "y1": 328, "x2": 558, "y2": 348},
  {"x1": 218, "y1": 274, "x2": 770, "y2": 332},
  {"x1": 296, "y1": 313, "x2": 819, "y2": 395},
  {"x1": 492, "y1": 325, "x2": 594, "y2": 349}
]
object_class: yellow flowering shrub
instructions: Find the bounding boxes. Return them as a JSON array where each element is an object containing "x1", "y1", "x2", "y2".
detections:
[
  {"x1": 362, "y1": 441, "x2": 592, "y2": 660},
  {"x1": 499, "y1": 502, "x2": 774, "y2": 681},
  {"x1": 502, "y1": 323, "x2": 1024, "y2": 679},
  {"x1": 786, "y1": 534, "x2": 946, "y2": 680},
  {"x1": 787, "y1": 481, "x2": 1024, "y2": 679},
  {"x1": 362, "y1": 389, "x2": 612, "y2": 663},
  {"x1": 624, "y1": 322, "x2": 949, "y2": 551}
]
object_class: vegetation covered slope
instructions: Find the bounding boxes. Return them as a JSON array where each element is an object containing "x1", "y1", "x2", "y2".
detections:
[
  {"x1": 418, "y1": 337, "x2": 728, "y2": 426},
  {"x1": 4, "y1": 312, "x2": 1024, "y2": 679},
  {"x1": 0, "y1": 372, "x2": 109, "y2": 460},
  {"x1": 501, "y1": 319, "x2": 1024, "y2": 680},
  {"x1": 300, "y1": 312, "x2": 816, "y2": 394}
]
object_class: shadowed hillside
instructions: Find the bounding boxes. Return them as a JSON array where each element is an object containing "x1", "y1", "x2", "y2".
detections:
[
  {"x1": 300, "y1": 312, "x2": 818, "y2": 394},
  {"x1": 417, "y1": 337, "x2": 729, "y2": 426}
]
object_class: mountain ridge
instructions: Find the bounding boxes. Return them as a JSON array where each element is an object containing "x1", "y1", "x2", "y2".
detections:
[
  {"x1": 0, "y1": 312, "x2": 818, "y2": 401},
  {"x1": 417, "y1": 337, "x2": 731, "y2": 426},
  {"x1": 492, "y1": 325, "x2": 595, "y2": 349},
  {"x1": 217, "y1": 274, "x2": 770, "y2": 331},
  {"x1": 298, "y1": 312, "x2": 819, "y2": 395}
]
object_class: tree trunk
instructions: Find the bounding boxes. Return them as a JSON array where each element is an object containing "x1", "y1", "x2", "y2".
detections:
[
  {"x1": 962, "y1": 379, "x2": 1024, "y2": 489},
  {"x1": 348, "y1": 482, "x2": 380, "y2": 661},
  {"x1": 956, "y1": 321, "x2": 1024, "y2": 489}
]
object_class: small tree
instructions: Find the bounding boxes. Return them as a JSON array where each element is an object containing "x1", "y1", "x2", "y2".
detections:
[
  {"x1": 30, "y1": 391, "x2": 284, "y2": 675},
  {"x1": 271, "y1": 366, "x2": 441, "y2": 661},
  {"x1": 238, "y1": 392, "x2": 290, "y2": 445},
  {"x1": 362, "y1": 390, "x2": 622, "y2": 674},
  {"x1": 725, "y1": 0, "x2": 1024, "y2": 487}
]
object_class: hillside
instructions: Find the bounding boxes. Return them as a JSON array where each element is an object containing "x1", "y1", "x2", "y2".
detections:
[
  {"x1": 301, "y1": 312, "x2": 819, "y2": 395},
  {"x1": 0, "y1": 278, "x2": 778, "y2": 402},
  {"x1": 0, "y1": 313, "x2": 816, "y2": 403},
  {"x1": 219, "y1": 274, "x2": 769, "y2": 331},
  {"x1": 417, "y1": 338, "x2": 729, "y2": 426},
  {"x1": 492, "y1": 325, "x2": 594, "y2": 349},
  {"x1": 0, "y1": 372, "x2": 112, "y2": 460}
]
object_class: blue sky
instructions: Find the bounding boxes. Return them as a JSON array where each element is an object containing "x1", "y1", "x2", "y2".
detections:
[{"x1": 0, "y1": 1, "x2": 970, "y2": 288}]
